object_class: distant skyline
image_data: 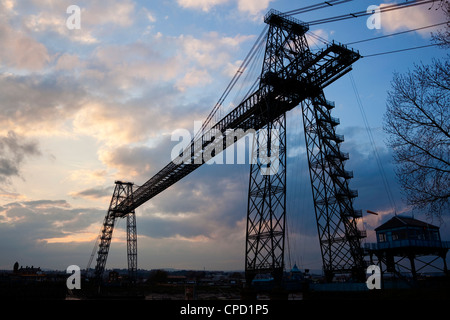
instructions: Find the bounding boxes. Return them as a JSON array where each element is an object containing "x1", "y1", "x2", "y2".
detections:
[{"x1": 0, "y1": 0, "x2": 448, "y2": 272}]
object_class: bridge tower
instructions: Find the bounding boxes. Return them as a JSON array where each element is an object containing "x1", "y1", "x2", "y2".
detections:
[
  {"x1": 90, "y1": 9, "x2": 366, "y2": 287},
  {"x1": 245, "y1": 10, "x2": 366, "y2": 285},
  {"x1": 245, "y1": 12, "x2": 308, "y2": 285},
  {"x1": 94, "y1": 181, "x2": 137, "y2": 283}
]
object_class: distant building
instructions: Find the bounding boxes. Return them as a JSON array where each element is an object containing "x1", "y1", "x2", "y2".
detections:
[
  {"x1": 289, "y1": 264, "x2": 303, "y2": 281},
  {"x1": 13, "y1": 262, "x2": 43, "y2": 276},
  {"x1": 2, "y1": 262, "x2": 66, "y2": 299}
]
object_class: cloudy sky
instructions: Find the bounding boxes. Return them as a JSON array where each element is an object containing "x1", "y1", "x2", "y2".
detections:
[{"x1": 0, "y1": 0, "x2": 448, "y2": 272}]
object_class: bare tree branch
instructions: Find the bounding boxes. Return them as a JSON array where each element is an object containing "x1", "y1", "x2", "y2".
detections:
[{"x1": 384, "y1": 56, "x2": 450, "y2": 218}]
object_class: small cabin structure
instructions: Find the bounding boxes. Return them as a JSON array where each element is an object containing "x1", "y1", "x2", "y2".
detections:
[
  {"x1": 365, "y1": 215, "x2": 449, "y2": 280},
  {"x1": 375, "y1": 216, "x2": 442, "y2": 249}
]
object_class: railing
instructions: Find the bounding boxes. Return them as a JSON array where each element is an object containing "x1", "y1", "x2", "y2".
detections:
[{"x1": 365, "y1": 240, "x2": 450, "y2": 251}]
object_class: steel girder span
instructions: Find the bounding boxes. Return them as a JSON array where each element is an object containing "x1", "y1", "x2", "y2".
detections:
[{"x1": 92, "y1": 9, "x2": 365, "y2": 284}]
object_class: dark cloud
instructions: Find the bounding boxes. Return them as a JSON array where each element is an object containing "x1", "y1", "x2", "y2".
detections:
[
  {"x1": 0, "y1": 131, "x2": 40, "y2": 183},
  {"x1": 0, "y1": 198, "x2": 105, "y2": 268},
  {"x1": 70, "y1": 186, "x2": 114, "y2": 199},
  {"x1": 0, "y1": 74, "x2": 87, "y2": 132},
  {"x1": 22, "y1": 199, "x2": 70, "y2": 208},
  {"x1": 137, "y1": 215, "x2": 210, "y2": 239}
]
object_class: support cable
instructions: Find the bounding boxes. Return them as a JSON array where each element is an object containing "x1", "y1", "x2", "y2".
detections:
[
  {"x1": 284, "y1": 0, "x2": 354, "y2": 16},
  {"x1": 345, "y1": 21, "x2": 449, "y2": 45},
  {"x1": 362, "y1": 43, "x2": 443, "y2": 58},
  {"x1": 298, "y1": 0, "x2": 437, "y2": 26},
  {"x1": 193, "y1": 26, "x2": 269, "y2": 142},
  {"x1": 349, "y1": 72, "x2": 398, "y2": 214}
]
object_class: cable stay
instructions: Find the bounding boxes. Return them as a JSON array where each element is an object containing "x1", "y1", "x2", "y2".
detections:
[
  {"x1": 346, "y1": 21, "x2": 449, "y2": 45},
  {"x1": 193, "y1": 25, "x2": 269, "y2": 143},
  {"x1": 349, "y1": 72, "x2": 398, "y2": 215},
  {"x1": 283, "y1": 0, "x2": 354, "y2": 16},
  {"x1": 295, "y1": 0, "x2": 438, "y2": 26},
  {"x1": 362, "y1": 43, "x2": 443, "y2": 58}
]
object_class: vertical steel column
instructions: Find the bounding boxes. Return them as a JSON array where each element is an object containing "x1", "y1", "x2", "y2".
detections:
[
  {"x1": 245, "y1": 10, "x2": 308, "y2": 286},
  {"x1": 245, "y1": 114, "x2": 287, "y2": 284},
  {"x1": 301, "y1": 93, "x2": 366, "y2": 281},
  {"x1": 94, "y1": 181, "x2": 136, "y2": 283},
  {"x1": 127, "y1": 208, "x2": 137, "y2": 283}
]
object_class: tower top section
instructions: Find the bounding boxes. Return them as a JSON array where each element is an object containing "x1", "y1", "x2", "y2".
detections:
[{"x1": 264, "y1": 9, "x2": 309, "y2": 35}]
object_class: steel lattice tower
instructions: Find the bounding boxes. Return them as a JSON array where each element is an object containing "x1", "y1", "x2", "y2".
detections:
[
  {"x1": 302, "y1": 93, "x2": 366, "y2": 282},
  {"x1": 91, "y1": 9, "x2": 366, "y2": 285},
  {"x1": 126, "y1": 202, "x2": 138, "y2": 283},
  {"x1": 245, "y1": 13, "x2": 309, "y2": 284},
  {"x1": 246, "y1": 115, "x2": 287, "y2": 284},
  {"x1": 94, "y1": 181, "x2": 137, "y2": 283},
  {"x1": 245, "y1": 11, "x2": 365, "y2": 284}
]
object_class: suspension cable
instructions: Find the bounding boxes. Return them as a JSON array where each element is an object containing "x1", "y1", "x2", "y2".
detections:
[
  {"x1": 349, "y1": 72, "x2": 398, "y2": 214},
  {"x1": 297, "y1": 0, "x2": 437, "y2": 26},
  {"x1": 193, "y1": 25, "x2": 269, "y2": 142}
]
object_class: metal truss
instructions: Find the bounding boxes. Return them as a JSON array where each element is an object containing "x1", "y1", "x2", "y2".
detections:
[
  {"x1": 111, "y1": 11, "x2": 360, "y2": 219},
  {"x1": 127, "y1": 209, "x2": 137, "y2": 283},
  {"x1": 366, "y1": 246, "x2": 449, "y2": 281},
  {"x1": 302, "y1": 93, "x2": 366, "y2": 281},
  {"x1": 245, "y1": 10, "x2": 306, "y2": 284},
  {"x1": 92, "y1": 9, "x2": 365, "y2": 284},
  {"x1": 246, "y1": 9, "x2": 365, "y2": 284},
  {"x1": 94, "y1": 181, "x2": 137, "y2": 283},
  {"x1": 245, "y1": 114, "x2": 287, "y2": 284}
]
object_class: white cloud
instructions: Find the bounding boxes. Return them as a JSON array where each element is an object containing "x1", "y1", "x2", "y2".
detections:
[
  {"x1": 176, "y1": 68, "x2": 213, "y2": 91},
  {"x1": 81, "y1": 0, "x2": 135, "y2": 28},
  {"x1": 380, "y1": 2, "x2": 447, "y2": 36},
  {"x1": 21, "y1": 0, "x2": 136, "y2": 44},
  {"x1": 72, "y1": 102, "x2": 148, "y2": 146},
  {"x1": 90, "y1": 42, "x2": 181, "y2": 90},
  {"x1": 177, "y1": 0, "x2": 230, "y2": 12},
  {"x1": 223, "y1": 59, "x2": 243, "y2": 77},
  {"x1": 1, "y1": 0, "x2": 15, "y2": 11},
  {"x1": 179, "y1": 32, "x2": 254, "y2": 70},
  {"x1": 143, "y1": 7, "x2": 157, "y2": 23},
  {"x1": 54, "y1": 53, "x2": 85, "y2": 70},
  {"x1": 0, "y1": 20, "x2": 50, "y2": 70},
  {"x1": 177, "y1": 0, "x2": 273, "y2": 16},
  {"x1": 24, "y1": 8, "x2": 98, "y2": 44},
  {"x1": 237, "y1": 0, "x2": 273, "y2": 17}
]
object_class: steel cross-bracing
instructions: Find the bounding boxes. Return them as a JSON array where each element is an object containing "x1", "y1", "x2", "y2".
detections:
[
  {"x1": 245, "y1": 12, "x2": 307, "y2": 285},
  {"x1": 93, "y1": 9, "x2": 365, "y2": 284},
  {"x1": 302, "y1": 93, "x2": 366, "y2": 281},
  {"x1": 94, "y1": 181, "x2": 137, "y2": 283},
  {"x1": 245, "y1": 114, "x2": 287, "y2": 285}
]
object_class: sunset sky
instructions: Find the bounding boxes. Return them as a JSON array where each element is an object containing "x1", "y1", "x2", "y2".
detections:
[{"x1": 0, "y1": 0, "x2": 448, "y2": 273}]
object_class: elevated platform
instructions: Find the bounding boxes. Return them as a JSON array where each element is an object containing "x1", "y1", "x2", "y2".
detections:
[{"x1": 365, "y1": 215, "x2": 449, "y2": 279}]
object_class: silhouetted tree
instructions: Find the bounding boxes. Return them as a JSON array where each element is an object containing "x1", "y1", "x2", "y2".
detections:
[
  {"x1": 384, "y1": 57, "x2": 449, "y2": 218},
  {"x1": 431, "y1": 1, "x2": 450, "y2": 48}
]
